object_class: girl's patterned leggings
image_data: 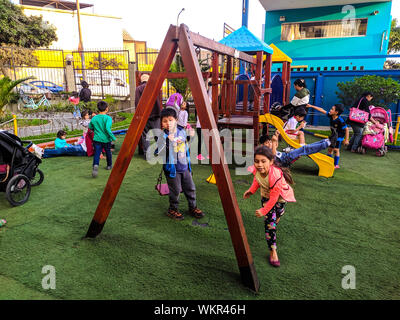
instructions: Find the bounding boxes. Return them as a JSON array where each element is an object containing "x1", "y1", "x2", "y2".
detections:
[{"x1": 261, "y1": 198, "x2": 286, "y2": 251}]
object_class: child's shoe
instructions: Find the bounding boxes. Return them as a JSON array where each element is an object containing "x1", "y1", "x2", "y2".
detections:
[
  {"x1": 269, "y1": 256, "x2": 280, "y2": 268},
  {"x1": 197, "y1": 154, "x2": 205, "y2": 161},
  {"x1": 106, "y1": 166, "x2": 112, "y2": 170},
  {"x1": 334, "y1": 165, "x2": 340, "y2": 169},
  {"x1": 189, "y1": 207, "x2": 205, "y2": 219},
  {"x1": 0, "y1": 219, "x2": 7, "y2": 228},
  {"x1": 92, "y1": 165, "x2": 99, "y2": 178},
  {"x1": 166, "y1": 209, "x2": 184, "y2": 221}
]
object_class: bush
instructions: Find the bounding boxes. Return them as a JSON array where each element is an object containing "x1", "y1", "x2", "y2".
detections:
[{"x1": 336, "y1": 75, "x2": 400, "y2": 108}]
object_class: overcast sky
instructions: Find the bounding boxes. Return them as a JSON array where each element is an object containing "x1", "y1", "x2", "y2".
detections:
[{"x1": 85, "y1": 0, "x2": 400, "y2": 49}]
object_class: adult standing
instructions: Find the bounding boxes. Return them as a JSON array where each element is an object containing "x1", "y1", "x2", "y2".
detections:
[
  {"x1": 347, "y1": 92, "x2": 376, "y2": 153},
  {"x1": 135, "y1": 74, "x2": 162, "y2": 159},
  {"x1": 79, "y1": 81, "x2": 92, "y2": 103}
]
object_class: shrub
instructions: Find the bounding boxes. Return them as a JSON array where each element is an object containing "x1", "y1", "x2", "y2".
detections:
[{"x1": 336, "y1": 75, "x2": 400, "y2": 108}]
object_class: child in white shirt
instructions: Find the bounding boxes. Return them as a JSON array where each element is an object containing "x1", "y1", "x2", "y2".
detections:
[{"x1": 284, "y1": 107, "x2": 307, "y2": 146}]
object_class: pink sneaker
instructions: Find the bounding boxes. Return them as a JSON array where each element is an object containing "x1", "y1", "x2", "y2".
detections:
[
  {"x1": 206, "y1": 155, "x2": 210, "y2": 160},
  {"x1": 197, "y1": 154, "x2": 205, "y2": 161},
  {"x1": 334, "y1": 165, "x2": 340, "y2": 169}
]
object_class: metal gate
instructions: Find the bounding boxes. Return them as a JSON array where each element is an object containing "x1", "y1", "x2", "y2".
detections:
[
  {"x1": 0, "y1": 47, "x2": 66, "y2": 92},
  {"x1": 72, "y1": 49, "x2": 130, "y2": 99}
]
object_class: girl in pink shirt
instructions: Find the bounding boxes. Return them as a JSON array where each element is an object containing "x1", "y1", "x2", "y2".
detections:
[{"x1": 243, "y1": 146, "x2": 296, "y2": 267}]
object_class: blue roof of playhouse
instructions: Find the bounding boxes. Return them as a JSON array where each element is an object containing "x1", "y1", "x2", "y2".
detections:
[{"x1": 219, "y1": 26, "x2": 273, "y2": 54}]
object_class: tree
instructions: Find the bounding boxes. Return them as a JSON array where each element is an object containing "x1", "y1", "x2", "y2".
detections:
[
  {"x1": 388, "y1": 19, "x2": 400, "y2": 53},
  {"x1": 88, "y1": 56, "x2": 123, "y2": 70},
  {"x1": 0, "y1": 0, "x2": 57, "y2": 48},
  {"x1": 384, "y1": 59, "x2": 400, "y2": 70},
  {"x1": 168, "y1": 54, "x2": 210, "y2": 100},
  {"x1": 336, "y1": 75, "x2": 400, "y2": 108},
  {"x1": 0, "y1": 0, "x2": 58, "y2": 77},
  {"x1": 0, "y1": 76, "x2": 32, "y2": 115},
  {"x1": 0, "y1": 45, "x2": 39, "y2": 77}
]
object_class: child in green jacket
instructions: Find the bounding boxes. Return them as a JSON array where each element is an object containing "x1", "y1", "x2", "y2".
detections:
[{"x1": 89, "y1": 101, "x2": 116, "y2": 177}]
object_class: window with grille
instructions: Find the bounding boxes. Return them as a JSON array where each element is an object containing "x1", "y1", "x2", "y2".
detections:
[{"x1": 281, "y1": 18, "x2": 368, "y2": 41}]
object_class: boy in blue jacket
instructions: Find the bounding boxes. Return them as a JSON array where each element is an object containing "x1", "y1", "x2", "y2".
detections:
[{"x1": 158, "y1": 108, "x2": 204, "y2": 221}]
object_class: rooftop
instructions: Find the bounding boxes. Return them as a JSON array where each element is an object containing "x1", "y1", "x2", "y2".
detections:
[
  {"x1": 219, "y1": 26, "x2": 273, "y2": 55},
  {"x1": 19, "y1": 0, "x2": 93, "y2": 11},
  {"x1": 259, "y1": 0, "x2": 390, "y2": 11}
]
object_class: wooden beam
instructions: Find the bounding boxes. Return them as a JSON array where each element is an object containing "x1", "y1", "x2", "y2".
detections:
[
  {"x1": 187, "y1": 29, "x2": 257, "y2": 65},
  {"x1": 178, "y1": 24, "x2": 260, "y2": 292},
  {"x1": 85, "y1": 25, "x2": 178, "y2": 238},
  {"x1": 263, "y1": 53, "x2": 272, "y2": 114}
]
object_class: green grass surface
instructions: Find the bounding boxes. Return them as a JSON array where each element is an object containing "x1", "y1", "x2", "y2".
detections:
[{"x1": 0, "y1": 135, "x2": 399, "y2": 300}]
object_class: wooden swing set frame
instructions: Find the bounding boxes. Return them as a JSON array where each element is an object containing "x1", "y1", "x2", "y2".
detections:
[{"x1": 85, "y1": 24, "x2": 274, "y2": 292}]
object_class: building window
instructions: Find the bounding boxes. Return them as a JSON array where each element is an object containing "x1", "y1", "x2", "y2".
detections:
[{"x1": 281, "y1": 18, "x2": 368, "y2": 41}]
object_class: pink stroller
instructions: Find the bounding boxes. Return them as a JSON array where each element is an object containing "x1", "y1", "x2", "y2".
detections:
[{"x1": 358, "y1": 106, "x2": 394, "y2": 156}]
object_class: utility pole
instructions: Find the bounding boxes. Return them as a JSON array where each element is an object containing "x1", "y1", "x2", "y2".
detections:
[
  {"x1": 76, "y1": 0, "x2": 86, "y2": 80},
  {"x1": 242, "y1": 0, "x2": 249, "y2": 28},
  {"x1": 76, "y1": 0, "x2": 84, "y2": 52}
]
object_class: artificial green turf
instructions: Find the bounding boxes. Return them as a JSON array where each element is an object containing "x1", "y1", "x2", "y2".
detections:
[{"x1": 0, "y1": 135, "x2": 399, "y2": 300}]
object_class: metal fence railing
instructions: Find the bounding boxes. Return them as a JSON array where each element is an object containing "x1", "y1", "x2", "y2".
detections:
[
  {"x1": 72, "y1": 49, "x2": 130, "y2": 99},
  {"x1": 0, "y1": 46, "x2": 66, "y2": 93},
  {"x1": 0, "y1": 46, "x2": 131, "y2": 100}
]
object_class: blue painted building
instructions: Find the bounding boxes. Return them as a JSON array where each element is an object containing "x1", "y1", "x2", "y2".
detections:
[
  {"x1": 260, "y1": 0, "x2": 392, "y2": 71},
  {"x1": 256, "y1": 0, "x2": 399, "y2": 126}
]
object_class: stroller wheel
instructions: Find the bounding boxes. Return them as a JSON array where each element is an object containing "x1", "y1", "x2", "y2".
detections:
[
  {"x1": 5, "y1": 174, "x2": 31, "y2": 207},
  {"x1": 31, "y1": 168, "x2": 44, "y2": 187}
]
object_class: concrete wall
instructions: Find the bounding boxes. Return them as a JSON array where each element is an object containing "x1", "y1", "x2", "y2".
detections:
[{"x1": 21, "y1": 5, "x2": 124, "y2": 50}]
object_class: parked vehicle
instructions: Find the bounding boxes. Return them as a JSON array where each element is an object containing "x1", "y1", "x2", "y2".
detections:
[
  {"x1": 18, "y1": 83, "x2": 50, "y2": 95},
  {"x1": 30, "y1": 81, "x2": 64, "y2": 93},
  {"x1": 75, "y1": 71, "x2": 129, "y2": 97}
]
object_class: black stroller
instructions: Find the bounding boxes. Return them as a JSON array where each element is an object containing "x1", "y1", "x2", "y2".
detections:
[{"x1": 0, "y1": 131, "x2": 44, "y2": 206}]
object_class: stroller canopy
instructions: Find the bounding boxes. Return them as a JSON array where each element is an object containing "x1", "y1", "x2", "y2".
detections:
[{"x1": 369, "y1": 106, "x2": 390, "y2": 124}]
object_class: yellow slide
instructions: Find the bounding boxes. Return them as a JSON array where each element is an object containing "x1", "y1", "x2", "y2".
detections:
[{"x1": 259, "y1": 114, "x2": 334, "y2": 178}]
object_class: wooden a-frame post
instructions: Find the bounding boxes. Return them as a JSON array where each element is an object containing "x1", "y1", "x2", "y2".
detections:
[{"x1": 85, "y1": 24, "x2": 260, "y2": 292}]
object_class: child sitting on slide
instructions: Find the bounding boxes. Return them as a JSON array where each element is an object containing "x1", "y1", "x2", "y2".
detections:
[
  {"x1": 284, "y1": 107, "x2": 307, "y2": 146},
  {"x1": 43, "y1": 130, "x2": 87, "y2": 158}
]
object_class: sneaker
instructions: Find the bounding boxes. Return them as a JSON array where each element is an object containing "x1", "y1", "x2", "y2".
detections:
[
  {"x1": 106, "y1": 166, "x2": 112, "y2": 170},
  {"x1": 166, "y1": 209, "x2": 184, "y2": 221},
  {"x1": 283, "y1": 147, "x2": 293, "y2": 153},
  {"x1": 92, "y1": 165, "x2": 99, "y2": 178},
  {"x1": 334, "y1": 165, "x2": 340, "y2": 169},
  {"x1": 189, "y1": 207, "x2": 205, "y2": 219},
  {"x1": 197, "y1": 154, "x2": 205, "y2": 161}
]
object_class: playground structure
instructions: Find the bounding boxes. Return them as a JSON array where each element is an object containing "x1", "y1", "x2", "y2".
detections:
[{"x1": 83, "y1": 23, "x2": 400, "y2": 292}]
